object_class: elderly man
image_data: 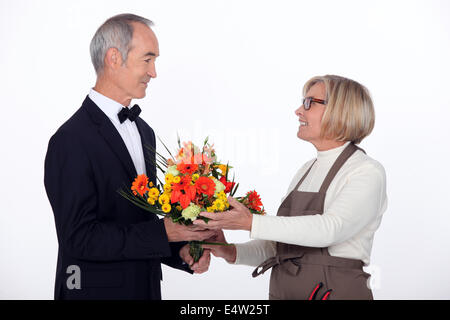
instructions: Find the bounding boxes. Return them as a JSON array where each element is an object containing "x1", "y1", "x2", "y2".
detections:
[{"x1": 44, "y1": 13, "x2": 214, "y2": 300}]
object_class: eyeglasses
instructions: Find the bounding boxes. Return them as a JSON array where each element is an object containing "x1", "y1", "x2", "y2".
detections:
[{"x1": 302, "y1": 97, "x2": 327, "y2": 110}]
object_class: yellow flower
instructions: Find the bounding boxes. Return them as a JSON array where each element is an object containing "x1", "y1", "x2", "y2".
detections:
[
  {"x1": 213, "y1": 199, "x2": 226, "y2": 211},
  {"x1": 147, "y1": 197, "x2": 156, "y2": 205},
  {"x1": 163, "y1": 183, "x2": 172, "y2": 193},
  {"x1": 173, "y1": 176, "x2": 181, "y2": 184},
  {"x1": 148, "y1": 187, "x2": 160, "y2": 198},
  {"x1": 158, "y1": 194, "x2": 170, "y2": 205},
  {"x1": 165, "y1": 174, "x2": 174, "y2": 184},
  {"x1": 162, "y1": 203, "x2": 171, "y2": 213},
  {"x1": 217, "y1": 191, "x2": 227, "y2": 201},
  {"x1": 192, "y1": 173, "x2": 200, "y2": 182},
  {"x1": 216, "y1": 192, "x2": 229, "y2": 208},
  {"x1": 176, "y1": 205, "x2": 183, "y2": 211}
]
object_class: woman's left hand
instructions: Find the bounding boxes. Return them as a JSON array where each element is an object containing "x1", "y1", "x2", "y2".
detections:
[{"x1": 193, "y1": 196, "x2": 253, "y2": 231}]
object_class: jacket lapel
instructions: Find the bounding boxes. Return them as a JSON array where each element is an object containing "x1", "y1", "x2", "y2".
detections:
[
  {"x1": 82, "y1": 96, "x2": 137, "y2": 180},
  {"x1": 135, "y1": 117, "x2": 157, "y2": 184}
]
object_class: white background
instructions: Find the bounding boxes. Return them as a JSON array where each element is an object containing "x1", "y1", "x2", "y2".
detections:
[{"x1": 1, "y1": 0, "x2": 449, "y2": 299}]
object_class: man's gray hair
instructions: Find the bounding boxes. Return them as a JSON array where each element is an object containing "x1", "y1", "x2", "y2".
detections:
[{"x1": 90, "y1": 13, "x2": 153, "y2": 75}]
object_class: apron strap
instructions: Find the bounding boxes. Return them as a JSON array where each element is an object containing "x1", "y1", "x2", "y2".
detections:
[
  {"x1": 252, "y1": 253, "x2": 364, "y2": 277},
  {"x1": 293, "y1": 160, "x2": 317, "y2": 191},
  {"x1": 318, "y1": 143, "x2": 365, "y2": 194},
  {"x1": 252, "y1": 254, "x2": 304, "y2": 278}
]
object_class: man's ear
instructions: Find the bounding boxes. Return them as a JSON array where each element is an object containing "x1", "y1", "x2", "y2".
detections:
[{"x1": 104, "y1": 47, "x2": 123, "y2": 71}]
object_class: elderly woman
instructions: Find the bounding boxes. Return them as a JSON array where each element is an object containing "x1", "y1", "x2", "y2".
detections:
[{"x1": 194, "y1": 75, "x2": 387, "y2": 300}]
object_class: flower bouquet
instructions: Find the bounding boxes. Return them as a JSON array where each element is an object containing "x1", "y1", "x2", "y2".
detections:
[{"x1": 118, "y1": 137, "x2": 265, "y2": 262}]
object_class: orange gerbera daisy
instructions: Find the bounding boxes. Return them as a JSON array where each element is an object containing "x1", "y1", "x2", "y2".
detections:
[
  {"x1": 131, "y1": 174, "x2": 150, "y2": 197},
  {"x1": 195, "y1": 176, "x2": 216, "y2": 197},
  {"x1": 177, "y1": 163, "x2": 199, "y2": 175}
]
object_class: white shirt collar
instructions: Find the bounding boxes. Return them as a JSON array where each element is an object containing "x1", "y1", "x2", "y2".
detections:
[
  {"x1": 89, "y1": 88, "x2": 130, "y2": 124},
  {"x1": 316, "y1": 141, "x2": 351, "y2": 161}
]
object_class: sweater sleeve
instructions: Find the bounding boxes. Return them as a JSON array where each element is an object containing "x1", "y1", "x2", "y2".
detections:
[
  {"x1": 233, "y1": 240, "x2": 277, "y2": 267},
  {"x1": 250, "y1": 162, "x2": 386, "y2": 248}
]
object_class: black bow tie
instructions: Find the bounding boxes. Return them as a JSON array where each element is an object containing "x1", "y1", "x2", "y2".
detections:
[{"x1": 118, "y1": 104, "x2": 141, "y2": 123}]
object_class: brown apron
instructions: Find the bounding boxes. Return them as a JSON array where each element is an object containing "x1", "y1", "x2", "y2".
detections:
[{"x1": 252, "y1": 143, "x2": 373, "y2": 300}]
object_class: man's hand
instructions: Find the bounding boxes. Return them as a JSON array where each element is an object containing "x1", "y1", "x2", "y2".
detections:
[
  {"x1": 164, "y1": 217, "x2": 216, "y2": 242},
  {"x1": 201, "y1": 229, "x2": 236, "y2": 264},
  {"x1": 179, "y1": 244, "x2": 211, "y2": 274}
]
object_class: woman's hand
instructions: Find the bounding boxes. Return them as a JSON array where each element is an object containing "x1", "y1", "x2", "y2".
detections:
[
  {"x1": 201, "y1": 229, "x2": 236, "y2": 264},
  {"x1": 164, "y1": 217, "x2": 217, "y2": 241},
  {"x1": 193, "y1": 196, "x2": 253, "y2": 231}
]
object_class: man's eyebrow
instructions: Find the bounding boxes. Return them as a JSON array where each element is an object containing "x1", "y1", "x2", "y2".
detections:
[{"x1": 143, "y1": 52, "x2": 156, "y2": 57}]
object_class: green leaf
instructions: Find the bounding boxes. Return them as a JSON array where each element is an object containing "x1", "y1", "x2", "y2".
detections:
[
  {"x1": 143, "y1": 144, "x2": 168, "y2": 166},
  {"x1": 189, "y1": 241, "x2": 204, "y2": 263},
  {"x1": 230, "y1": 180, "x2": 239, "y2": 197},
  {"x1": 225, "y1": 162, "x2": 229, "y2": 181},
  {"x1": 157, "y1": 135, "x2": 176, "y2": 162}
]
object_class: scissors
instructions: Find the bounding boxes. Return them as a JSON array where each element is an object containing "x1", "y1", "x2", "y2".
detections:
[{"x1": 308, "y1": 282, "x2": 332, "y2": 300}]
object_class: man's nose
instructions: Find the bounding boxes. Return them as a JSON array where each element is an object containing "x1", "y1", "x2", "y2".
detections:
[{"x1": 148, "y1": 63, "x2": 157, "y2": 78}]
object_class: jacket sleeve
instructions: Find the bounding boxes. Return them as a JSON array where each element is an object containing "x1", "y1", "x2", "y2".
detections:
[
  {"x1": 44, "y1": 130, "x2": 173, "y2": 262},
  {"x1": 161, "y1": 242, "x2": 194, "y2": 274}
]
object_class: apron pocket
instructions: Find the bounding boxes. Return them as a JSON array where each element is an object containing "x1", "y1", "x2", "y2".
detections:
[
  {"x1": 269, "y1": 263, "x2": 326, "y2": 300},
  {"x1": 324, "y1": 266, "x2": 373, "y2": 300}
]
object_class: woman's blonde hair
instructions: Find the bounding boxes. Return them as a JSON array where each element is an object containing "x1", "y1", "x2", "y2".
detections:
[{"x1": 303, "y1": 75, "x2": 375, "y2": 144}]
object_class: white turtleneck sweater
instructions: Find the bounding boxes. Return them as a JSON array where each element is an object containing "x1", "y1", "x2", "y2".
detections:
[{"x1": 234, "y1": 142, "x2": 387, "y2": 266}]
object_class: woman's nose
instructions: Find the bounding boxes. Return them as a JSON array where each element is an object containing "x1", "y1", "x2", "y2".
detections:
[{"x1": 295, "y1": 105, "x2": 304, "y2": 116}]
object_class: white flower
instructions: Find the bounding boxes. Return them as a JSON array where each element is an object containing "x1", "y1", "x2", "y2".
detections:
[
  {"x1": 212, "y1": 177, "x2": 225, "y2": 196},
  {"x1": 166, "y1": 165, "x2": 180, "y2": 176},
  {"x1": 181, "y1": 203, "x2": 202, "y2": 221}
]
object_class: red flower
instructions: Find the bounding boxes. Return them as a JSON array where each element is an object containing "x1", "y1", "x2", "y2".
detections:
[
  {"x1": 172, "y1": 175, "x2": 192, "y2": 192},
  {"x1": 195, "y1": 176, "x2": 216, "y2": 196},
  {"x1": 171, "y1": 176, "x2": 196, "y2": 209},
  {"x1": 246, "y1": 190, "x2": 263, "y2": 211},
  {"x1": 185, "y1": 185, "x2": 197, "y2": 200},
  {"x1": 171, "y1": 189, "x2": 182, "y2": 204},
  {"x1": 219, "y1": 176, "x2": 235, "y2": 194},
  {"x1": 179, "y1": 193, "x2": 191, "y2": 209},
  {"x1": 177, "y1": 163, "x2": 199, "y2": 175}
]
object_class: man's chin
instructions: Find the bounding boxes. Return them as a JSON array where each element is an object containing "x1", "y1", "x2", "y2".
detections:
[{"x1": 134, "y1": 90, "x2": 146, "y2": 99}]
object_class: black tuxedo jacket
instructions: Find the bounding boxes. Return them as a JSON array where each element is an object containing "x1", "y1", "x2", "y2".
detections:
[{"x1": 44, "y1": 96, "x2": 191, "y2": 300}]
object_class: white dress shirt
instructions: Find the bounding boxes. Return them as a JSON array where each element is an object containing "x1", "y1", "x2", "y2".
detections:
[
  {"x1": 89, "y1": 89, "x2": 147, "y2": 176},
  {"x1": 234, "y1": 142, "x2": 387, "y2": 266}
]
